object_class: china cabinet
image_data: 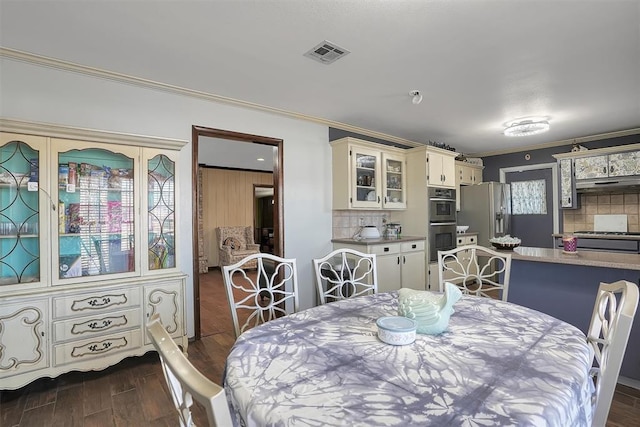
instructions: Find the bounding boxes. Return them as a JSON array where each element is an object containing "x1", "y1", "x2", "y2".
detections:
[
  {"x1": 331, "y1": 137, "x2": 407, "y2": 210},
  {"x1": 0, "y1": 121, "x2": 187, "y2": 390}
]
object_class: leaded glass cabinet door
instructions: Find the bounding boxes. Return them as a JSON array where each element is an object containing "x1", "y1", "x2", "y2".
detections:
[
  {"x1": 144, "y1": 149, "x2": 177, "y2": 272},
  {"x1": 52, "y1": 139, "x2": 139, "y2": 284},
  {"x1": 0, "y1": 133, "x2": 49, "y2": 289}
]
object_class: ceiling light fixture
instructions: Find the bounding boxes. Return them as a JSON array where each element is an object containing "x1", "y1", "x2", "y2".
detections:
[
  {"x1": 409, "y1": 90, "x2": 423, "y2": 105},
  {"x1": 503, "y1": 119, "x2": 550, "y2": 137}
]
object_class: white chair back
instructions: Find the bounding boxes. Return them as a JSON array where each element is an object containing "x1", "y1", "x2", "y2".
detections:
[
  {"x1": 222, "y1": 253, "x2": 299, "y2": 338},
  {"x1": 437, "y1": 244, "x2": 511, "y2": 301},
  {"x1": 313, "y1": 248, "x2": 378, "y2": 305},
  {"x1": 587, "y1": 280, "x2": 639, "y2": 427},
  {"x1": 146, "y1": 313, "x2": 232, "y2": 427}
]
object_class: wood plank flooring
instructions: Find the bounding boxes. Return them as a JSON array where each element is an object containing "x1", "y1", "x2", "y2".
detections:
[{"x1": 2, "y1": 268, "x2": 639, "y2": 426}]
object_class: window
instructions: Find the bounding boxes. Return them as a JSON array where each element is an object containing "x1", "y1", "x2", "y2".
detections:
[{"x1": 511, "y1": 179, "x2": 547, "y2": 215}]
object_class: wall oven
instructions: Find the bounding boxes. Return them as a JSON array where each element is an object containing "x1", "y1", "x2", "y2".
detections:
[
  {"x1": 428, "y1": 187, "x2": 457, "y2": 261},
  {"x1": 429, "y1": 187, "x2": 456, "y2": 223}
]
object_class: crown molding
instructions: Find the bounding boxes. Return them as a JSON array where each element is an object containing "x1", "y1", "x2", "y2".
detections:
[
  {"x1": 0, "y1": 117, "x2": 188, "y2": 150},
  {"x1": 471, "y1": 128, "x2": 640, "y2": 157},
  {"x1": 0, "y1": 47, "x2": 424, "y2": 148}
]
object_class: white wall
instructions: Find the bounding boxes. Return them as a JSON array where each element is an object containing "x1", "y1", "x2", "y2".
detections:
[{"x1": 0, "y1": 57, "x2": 334, "y2": 336}]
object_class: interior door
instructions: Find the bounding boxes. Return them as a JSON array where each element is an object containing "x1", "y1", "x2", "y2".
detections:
[{"x1": 505, "y1": 168, "x2": 555, "y2": 248}]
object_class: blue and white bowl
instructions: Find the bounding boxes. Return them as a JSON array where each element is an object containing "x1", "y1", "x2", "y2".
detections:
[{"x1": 376, "y1": 316, "x2": 417, "y2": 345}]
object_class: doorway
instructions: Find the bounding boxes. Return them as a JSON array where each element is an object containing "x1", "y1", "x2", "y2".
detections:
[
  {"x1": 191, "y1": 126, "x2": 283, "y2": 340},
  {"x1": 500, "y1": 163, "x2": 558, "y2": 248},
  {"x1": 254, "y1": 185, "x2": 275, "y2": 254}
]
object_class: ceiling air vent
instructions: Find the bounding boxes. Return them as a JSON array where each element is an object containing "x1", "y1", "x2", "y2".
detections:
[{"x1": 303, "y1": 40, "x2": 350, "y2": 64}]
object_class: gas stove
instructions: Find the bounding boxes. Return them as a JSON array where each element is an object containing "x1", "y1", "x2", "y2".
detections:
[{"x1": 574, "y1": 231, "x2": 640, "y2": 236}]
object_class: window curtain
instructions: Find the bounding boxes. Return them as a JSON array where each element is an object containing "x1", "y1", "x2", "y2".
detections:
[{"x1": 511, "y1": 179, "x2": 547, "y2": 215}]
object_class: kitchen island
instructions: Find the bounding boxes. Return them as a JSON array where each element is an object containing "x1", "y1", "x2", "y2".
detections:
[{"x1": 506, "y1": 246, "x2": 640, "y2": 382}]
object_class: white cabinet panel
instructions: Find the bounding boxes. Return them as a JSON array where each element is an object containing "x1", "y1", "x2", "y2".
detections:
[{"x1": 0, "y1": 300, "x2": 48, "y2": 376}]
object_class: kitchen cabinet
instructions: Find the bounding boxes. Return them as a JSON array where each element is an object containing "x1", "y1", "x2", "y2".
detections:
[
  {"x1": 331, "y1": 137, "x2": 407, "y2": 210},
  {"x1": 333, "y1": 239, "x2": 426, "y2": 292},
  {"x1": 427, "y1": 151, "x2": 456, "y2": 188},
  {"x1": 427, "y1": 233, "x2": 478, "y2": 290},
  {"x1": 455, "y1": 161, "x2": 483, "y2": 210},
  {"x1": 559, "y1": 158, "x2": 580, "y2": 209},
  {"x1": 0, "y1": 122, "x2": 187, "y2": 390},
  {"x1": 574, "y1": 151, "x2": 640, "y2": 179},
  {"x1": 456, "y1": 162, "x2": 482, "y2": 186}
]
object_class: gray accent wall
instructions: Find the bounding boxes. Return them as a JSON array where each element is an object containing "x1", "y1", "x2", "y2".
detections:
[{"x1": 481, "y1": 134, "x2": 639, "y2": 182}]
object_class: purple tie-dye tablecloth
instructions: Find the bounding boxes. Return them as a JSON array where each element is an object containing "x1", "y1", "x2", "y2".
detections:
[{"x1": 224, "y1": 292, "x2": 593, "y2": 426}]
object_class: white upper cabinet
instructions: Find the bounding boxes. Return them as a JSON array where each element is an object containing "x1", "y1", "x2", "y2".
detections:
[
  {"x1": 382, "y1": 152, "x2": 407, "y2": 209},
  {"x1": 427, "y1": 151, "x2": 456, "y2": 188},
  {"x1": 331, "y1": 137, "x2": 407, "y2": 210}
]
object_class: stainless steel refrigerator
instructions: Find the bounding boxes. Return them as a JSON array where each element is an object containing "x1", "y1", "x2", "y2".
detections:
[{"x1": 458, "y1": 182, "x2": 511, "y2": 247}]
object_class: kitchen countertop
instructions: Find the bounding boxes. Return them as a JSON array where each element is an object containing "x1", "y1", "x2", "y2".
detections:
[
  {"x1": 552, "y1": 232, "x2": 640, "y2": 241},
  {"x1": 331, "y1": 236, "x2": 426, "y2": 245},
  {"x1": 511, "y1": 246, "x2": 640, "y2": 271}
]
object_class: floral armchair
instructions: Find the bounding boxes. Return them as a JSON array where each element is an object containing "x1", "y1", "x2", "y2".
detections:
[{"x1": 216, "y1": 226, "x2": 260, "y2": 268}]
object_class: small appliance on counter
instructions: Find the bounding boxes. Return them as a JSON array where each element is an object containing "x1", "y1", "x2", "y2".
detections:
[
  {"x1": 385, "y1": 223, "x2": 402, "y2": 239},
  {"x1": 359, "y1": 225, "x2": 381, "y2": 239}
]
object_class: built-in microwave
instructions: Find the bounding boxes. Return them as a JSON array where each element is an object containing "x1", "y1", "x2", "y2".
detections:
[{"x1": 428, "y1": 187, "x2": 456, "y2": 223}]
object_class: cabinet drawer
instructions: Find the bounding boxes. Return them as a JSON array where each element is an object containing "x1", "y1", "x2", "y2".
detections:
[
  {"x1": 54, "y1": 329, "x2": 142, "y2": 367},
  {"x1": 53, "y1": 308, "x2": 141, "y2": 343},
  {"x1": 400, "y1": 241, "x2": 425, "y2": 252},
  {"x1": 457, "y1": 235, "x2": 477, "y2": 246},
  {"x1": 53, "y1": 288, "x2": 141, "y2": 319},
  {"x1": 369, "y1": 243, "x2": 401, "y2": 256}
]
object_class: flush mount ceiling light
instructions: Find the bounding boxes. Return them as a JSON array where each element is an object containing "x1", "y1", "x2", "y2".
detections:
[
  {"x1": 409, "y1": 90, "x2": 423, "y2": 105},
  {"x1": 503, "y1": 119, "x2": 550, "y2": 137}
]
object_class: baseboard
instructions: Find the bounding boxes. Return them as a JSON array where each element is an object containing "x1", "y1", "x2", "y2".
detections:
[{"x1": 618, "y1": 376, "x2": 640, "y2": 390}]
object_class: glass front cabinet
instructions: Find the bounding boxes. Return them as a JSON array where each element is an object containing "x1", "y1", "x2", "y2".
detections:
[
  {"x1": 0, "y1": 126, "x2": 187, "y2": 390},
  {"x1": 331, "y1": 137, "x2": 407, "y2": 210}
]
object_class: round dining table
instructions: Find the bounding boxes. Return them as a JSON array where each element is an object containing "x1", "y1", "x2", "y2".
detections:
[{"x1": 224, "y1": 291, "x2": 594, "y2": 426}]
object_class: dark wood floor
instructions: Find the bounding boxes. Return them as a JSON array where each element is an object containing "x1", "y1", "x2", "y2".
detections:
[{"x1": 2, "y1": 268, "x2": 639, "y2": 426}]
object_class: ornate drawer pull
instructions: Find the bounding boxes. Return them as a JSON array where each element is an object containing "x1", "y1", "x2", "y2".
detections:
[
  {"x1": 71, "y1": 315, "x2": 128, "y2": 335},
  {"x1": 71, "y1": 337, "x2": 128, "y2": 357},
  {"x1": 71, "y1": 294, "x2": 127, "y2": 311}
]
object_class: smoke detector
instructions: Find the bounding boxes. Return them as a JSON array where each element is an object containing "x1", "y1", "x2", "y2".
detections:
[{"x1": 303, "y1": 40, "x2": 350, "y2": 64}]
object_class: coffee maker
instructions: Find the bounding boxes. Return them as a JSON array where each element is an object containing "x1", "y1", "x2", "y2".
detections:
[{"x1": 384, "y1": 223, "x2": 402, "y2": 239}]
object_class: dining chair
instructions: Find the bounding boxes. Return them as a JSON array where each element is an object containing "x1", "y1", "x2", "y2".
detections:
[
  {"x1": 587, "y1": 280, "x2": 639, "y2": 427},
  {"x1": 146, "y1": 313, "x2": 232, "y2": 427},
  {"x1": 313, "y1": 248, "x2": 378, "y2": 305},
  {"x1": 437, "y1": 244, "x2": 512, "y2": 301},
  {"x1": 222, "y1": 252, "x2": 299, "y2": 338}
]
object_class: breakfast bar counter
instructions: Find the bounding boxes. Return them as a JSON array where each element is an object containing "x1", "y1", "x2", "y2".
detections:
[
  {"x1": 506, "y1": 246, "x2": 640, "y2": 381},
  {"x1": 511, "y1": 246, "x2": 640, "y2": 270}
]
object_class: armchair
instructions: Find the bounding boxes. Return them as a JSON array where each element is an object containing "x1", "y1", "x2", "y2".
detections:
[{"x1": 216, "y1": 226, "x2": 260, "y2": 268}]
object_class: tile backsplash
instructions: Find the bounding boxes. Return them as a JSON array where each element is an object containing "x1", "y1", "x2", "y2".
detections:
[
  {"x1": 332, "y1": 210, "x2": 390, "y2": 239},
  {"x1": 563, "y1": 191, "x2": 640, "y2": 233}
]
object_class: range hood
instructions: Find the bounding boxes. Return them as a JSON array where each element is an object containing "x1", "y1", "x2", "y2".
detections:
[{"x1": 576, "y1": 175, "x2": 640, "y2": 192}]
